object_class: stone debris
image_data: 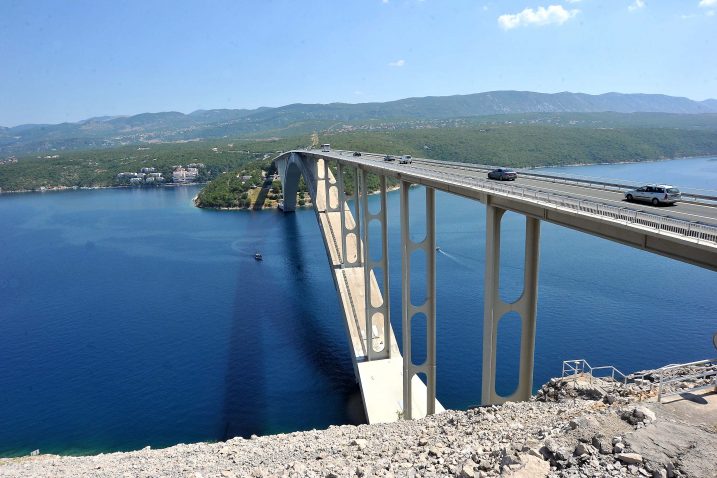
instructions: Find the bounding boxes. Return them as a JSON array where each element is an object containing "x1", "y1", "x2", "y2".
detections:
[{"x1": 1, "y1": 367, "x2": 715, "y2": 478}]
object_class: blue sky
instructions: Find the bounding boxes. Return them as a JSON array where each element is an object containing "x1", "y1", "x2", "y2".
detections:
[{"x1": 1, "y1": 0, "x2": 715, "y2": 126}]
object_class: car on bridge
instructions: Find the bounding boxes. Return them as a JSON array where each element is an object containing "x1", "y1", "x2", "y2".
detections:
[
  {"x1": 487, "y1": 168, "x2": 517, "y2": 181},
  {"x1": 353, "y1": 151, "x2": 361, "y2": 157},
  {"x1": 384, "y1": 155, "x2": 396, "y2": 162},
  {"x1": 398, "y1": 155, "x2": 413, "y2": 164},
  {"x1": 624, "y1": 184, "x2": 681, "y2": 206}
]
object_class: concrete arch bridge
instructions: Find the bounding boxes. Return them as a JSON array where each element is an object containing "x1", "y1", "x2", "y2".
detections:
[{"x1": 274, "y1": 150, "x2": 717, "y2": 424}]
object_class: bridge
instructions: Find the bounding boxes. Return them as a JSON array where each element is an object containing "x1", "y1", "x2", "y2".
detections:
[{"x1": 274, "y1": 149, "x2": 717, "y2": 424}]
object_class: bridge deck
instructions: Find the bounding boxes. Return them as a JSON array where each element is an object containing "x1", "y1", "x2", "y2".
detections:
[
  {"x1": 310, "y1": 158, "x2": 443, "y2": 423},
  {"x1": 300, "y1": 150, "x2": 717, "y2": 272}
]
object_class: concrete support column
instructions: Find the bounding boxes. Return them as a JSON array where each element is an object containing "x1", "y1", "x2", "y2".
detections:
[
  {"x1": 338, "y1": 163, "x2": 347, "y2": 264},
  {"x1": 401, "y1": 182, "x2": 437, "y2": 419},
  {"x1": 361, "y1": 172, "x2": 391, "y2": 360},
  {"x1": 338, "y1": 163, "x2": 361, "y2": 267},
  {"x1": 324, "y1": 159, "x2": 340, "y2": 213},
  {"x1": 482, "y1": 204, "x2": 541, "y2": 405},
  {"x1": 354, "y1": 167, "x2": 362, "y2": 266}
]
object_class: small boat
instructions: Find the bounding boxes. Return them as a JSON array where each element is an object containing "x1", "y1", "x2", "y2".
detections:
[
  {"x1": 436, "y1": 246, "x2": 441, "y2": 252},
  {"x1": 254, "y1": 252, "x2": 263, "y2": 261}
]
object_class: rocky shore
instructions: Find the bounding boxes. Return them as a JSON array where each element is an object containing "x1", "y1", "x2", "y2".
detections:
[{"x1": 1, "y1": 365, "x2": 715, "y2": 478}]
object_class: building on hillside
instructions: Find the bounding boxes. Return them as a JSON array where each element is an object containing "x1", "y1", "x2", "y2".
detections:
[{"x1": 172, "y1": 167, "x2": 199, "y2": 183}]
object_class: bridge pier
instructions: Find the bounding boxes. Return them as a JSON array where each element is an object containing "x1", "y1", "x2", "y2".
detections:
[
  {"x1": 360, "y1": 172, "x2": 391, "y2": 360},
  {"x1": 400, "y1": 181, "x2": 437, "y2": 419},
  {"x1": 482, "y1": 204, "x2": 541, "y2": 405},
  {"x1": 337, "y1": 163, "x2": 362, "y2": 266}
]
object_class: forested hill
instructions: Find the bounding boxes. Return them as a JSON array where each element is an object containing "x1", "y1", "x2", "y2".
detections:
[{"x1": 2, "y1": 91, "x2": 716, "y2": 155}]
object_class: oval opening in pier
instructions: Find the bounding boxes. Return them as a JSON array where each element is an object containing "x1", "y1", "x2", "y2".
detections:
[
  {"x1": 410, "y1": 312, "x2": 427, "y2": 366},
  {"x1": 498, "y1": 211, "x2": 526, "y2": 305},
  {"x1": 495, "y1": 312, "x2": 522, "y2": 397}
]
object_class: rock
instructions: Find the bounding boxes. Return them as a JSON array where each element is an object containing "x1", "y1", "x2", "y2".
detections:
[
  {"x1": 617, "y1": 453, "x2": 643, "y2": 465},
  {"x1": 591, "y1": 435, "x2": 613, "y2": 454},
  {"x1": 429, "y1": 446, "x2": 442, "y2": 457},
  {"x1": 613, "y1": 442, "x2": 625, "y2": 454},
  {"x1": 574, "y1": 443, "x2": 590, "y2": 456},
  {"x1": 652, "y1": 468, "x2": 668, "y2": 478},
  {"x1": 457, "y1": 459, "x2": 477, "y2": 478},
  {"x1": 634, "y1": 406, "x2": 656, "y2": 422},
  {"x1": 351, "y1": 438, "x2": 368, "y2": 450},
  {"x1": 554, "y1": 448, "x2": 571, "y2": 461},
  {"x1": 543, "y1": 438, "x2": 559, "y2": 455}
]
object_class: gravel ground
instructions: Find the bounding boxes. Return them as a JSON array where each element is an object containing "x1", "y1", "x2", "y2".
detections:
[{"x1": 2, "y1": 372, "x2": 715, "y2": 478}]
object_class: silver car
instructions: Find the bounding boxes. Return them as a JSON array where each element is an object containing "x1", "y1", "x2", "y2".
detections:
[{"x1": 624, "y1": 184, "x2": 681, "y2": 206}]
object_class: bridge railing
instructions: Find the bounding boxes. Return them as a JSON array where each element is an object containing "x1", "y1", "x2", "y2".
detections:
[
  {"x1": 398, "y1": 162, "x2": 717, "y2": 245},
  {"x1": 398, "y1": 154, "x2": 717, "y2": 204},
  {"x1": 293, "y1": 149, "x2": 717, "y2": 248}
]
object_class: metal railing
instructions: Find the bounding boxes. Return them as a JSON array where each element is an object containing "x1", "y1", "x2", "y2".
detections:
[
  {"x1": 562, "y1": 359, "x2": 628, "y2": 385},
  {"x1": 656, "y1": 358, "x2": 717, "y2": 402}
]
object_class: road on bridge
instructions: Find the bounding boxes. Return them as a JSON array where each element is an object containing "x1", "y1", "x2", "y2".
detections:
[{"x1": 347, "y1": 151, "x2": 717, "y2": 227}]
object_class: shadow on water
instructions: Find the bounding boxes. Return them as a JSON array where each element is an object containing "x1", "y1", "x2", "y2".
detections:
[
  {"x1": 277, "y1": 214, "x2": 365, "y2": 424},
  {"x1": 221, "y1": 240, "x2": 269, "y2": 439},
  {"x1": 221, "y1": 212, "x2": 364, "y2": 441}
]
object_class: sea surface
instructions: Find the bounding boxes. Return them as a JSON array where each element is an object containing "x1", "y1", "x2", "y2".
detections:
[{"x1": 1, "y1": 157, "x2": 715, "y2": 457}]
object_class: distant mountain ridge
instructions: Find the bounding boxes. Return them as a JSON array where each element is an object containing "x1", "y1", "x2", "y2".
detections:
[{"x1": 2, "y1": 91, "x2": 716, "y2": 155}]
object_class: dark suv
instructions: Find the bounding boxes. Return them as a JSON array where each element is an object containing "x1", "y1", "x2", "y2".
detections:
[{"x1": 488, "y1": 168, "x2": 517, "y2": 181}]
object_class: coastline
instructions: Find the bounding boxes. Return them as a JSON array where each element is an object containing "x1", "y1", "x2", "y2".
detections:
[{"x1": 0, "y1": 182, "x2": 206, "y2": 196}]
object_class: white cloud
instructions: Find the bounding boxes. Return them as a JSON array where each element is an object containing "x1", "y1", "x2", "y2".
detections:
[
  {"x1": 628, "y1": 0, "x2": 645, "y2": 12},
  {"x1": 388, "y1": 59, "x2": 406, "y2": 67},
  {"x1": 565, "y1": 0, "x2": 582, "y2": 3},
  {"x1": 381, "y1": 0, "x2": 389, "y2": 3},
  {"x1": 708, "y1": 9, "x2": 716, "y2": 15},
  {"x1": 699, "y1": 0, "x2": 716, "y2": 7},
  {"x1": 497, "y1": 5, "x2": 579, "y2": 30}
]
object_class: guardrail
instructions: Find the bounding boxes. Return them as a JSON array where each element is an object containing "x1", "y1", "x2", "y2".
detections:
[
  {"x1": 403, "y1": 162, "x2": 717, "y2": 245},
  {"x1": 562, "y1": 359, "x2": 628, "y2": 385},
  {"x1": 518, "y1": 169, "x2": 717, "y2": 202},
  {"x1": 656, "y1": 358, "x2": 717, "y2": 402}
]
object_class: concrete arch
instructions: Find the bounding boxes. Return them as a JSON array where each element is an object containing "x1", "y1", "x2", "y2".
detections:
[{"x1": 275, "y1": 152, "x2": 317, "y2": 212}]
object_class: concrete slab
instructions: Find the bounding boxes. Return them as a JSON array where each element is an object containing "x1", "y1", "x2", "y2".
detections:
[
  {"x1": 661, "y1": 389, "x2": 717, "y2": 430},
  {"x1": 358, "y1": 357, "x2": 445, "y2": 423}
]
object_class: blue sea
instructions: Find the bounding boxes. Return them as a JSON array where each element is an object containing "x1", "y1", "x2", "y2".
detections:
[{"x1": 1, "y1": 157, "x2": 715, "y2": 457}]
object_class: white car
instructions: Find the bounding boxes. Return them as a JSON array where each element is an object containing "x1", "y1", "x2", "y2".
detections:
[
  {"x1": 398, "y1": 155, "x2": 412, "y2": 164},
  {"x1": 624, "y1": 184, "x2": 681, "y2": 206}
]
